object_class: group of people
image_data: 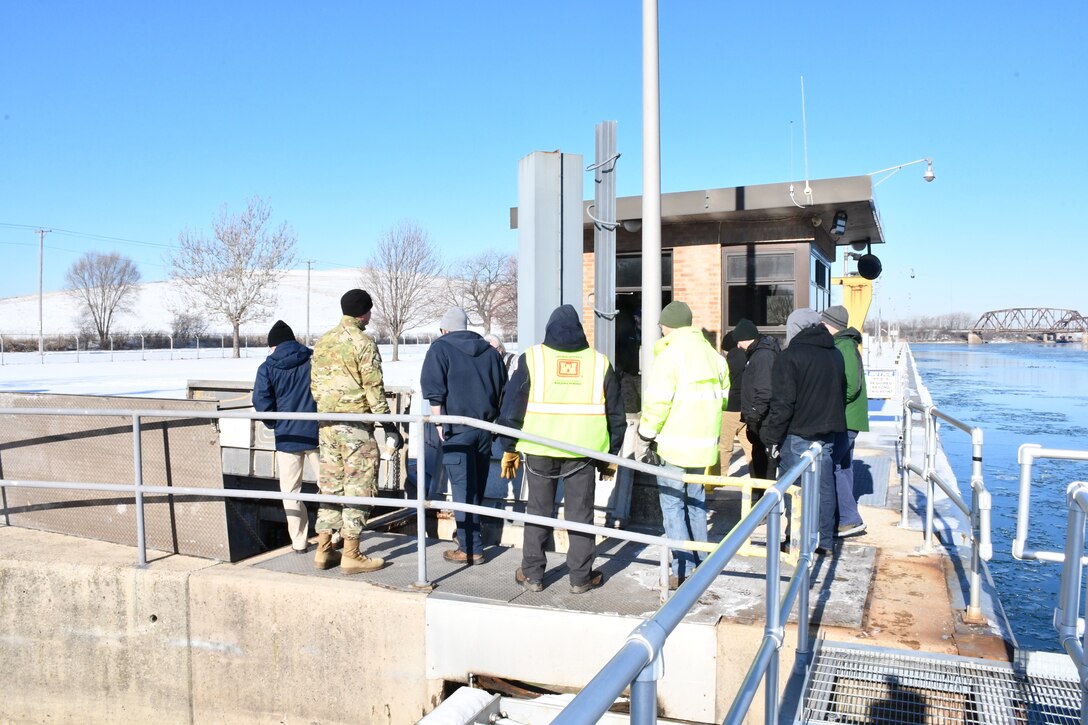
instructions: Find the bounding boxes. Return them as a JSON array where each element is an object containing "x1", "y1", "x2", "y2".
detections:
[{"x1": 252, "y1": 285, "x2": 868, "y2": 593}]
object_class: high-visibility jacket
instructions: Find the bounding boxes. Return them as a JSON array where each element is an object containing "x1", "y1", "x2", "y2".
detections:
[
  {"x1": 638, "y1": 326, "x2": 730, "y2": 468},
  {"x1": 516, "y1": 344, "x2": 611, "y2": 458}
]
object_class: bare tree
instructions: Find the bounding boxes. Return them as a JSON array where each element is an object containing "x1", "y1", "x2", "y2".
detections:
[
  {"x1": 444, "y1": 250, "x2": 515, "y2": 334},
  {"x1": 169, "y1": 196, "x2": 296, "y2": 357},
  {"x1": 64, "y1": 251, "x2": 141, "y2": 346},
  {"x1": 492, "y1": 253, "x2": 518, "y2": 338},
  {"x1": 362, "y1": 221, "x2": 442, "y2": 361}
]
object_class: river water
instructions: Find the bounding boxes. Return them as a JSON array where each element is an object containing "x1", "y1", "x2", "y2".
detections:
[{"x1": 910, "y1": 342, "x2": 1088, "y2": 652}]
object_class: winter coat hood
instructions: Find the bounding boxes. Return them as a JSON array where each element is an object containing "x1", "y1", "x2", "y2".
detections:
[
  {"x1": 543, "y1": 304, "x2": 589, "y2": 352},
  {"x1": 747, "y1": 334, "x2": 781, "y2": 358},
  {"x1": 435, "y1": 329, "x2": 494, "y2": 357},
  {"x1": 836, "y1": 327, "x2": 863, "y2": 344},
  {"x1": 788, "y1": 324, "x2": 836, "y2": 350},
  {"x1": 267, "y1": 340, "x2": 313, "y2": 370}
]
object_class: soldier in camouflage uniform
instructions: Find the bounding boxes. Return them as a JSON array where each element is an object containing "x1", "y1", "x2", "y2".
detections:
[{"x1": 310, "y1": 289, "x2": 403, "y2": 574}]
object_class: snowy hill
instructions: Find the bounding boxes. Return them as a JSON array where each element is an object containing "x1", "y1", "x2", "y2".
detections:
[{"x1": 0, "y1": 268, "x2": 459, "y2": 341}]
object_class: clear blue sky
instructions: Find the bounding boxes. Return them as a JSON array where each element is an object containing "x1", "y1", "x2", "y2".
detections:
[{"x1": 2, "y1": 1, "x2": 1085, "y2": 320}]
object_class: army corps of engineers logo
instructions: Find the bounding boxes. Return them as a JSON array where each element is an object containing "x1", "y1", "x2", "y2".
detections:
[{"x1": 556, "y1": 357, "x2": 581, "y2": 378}]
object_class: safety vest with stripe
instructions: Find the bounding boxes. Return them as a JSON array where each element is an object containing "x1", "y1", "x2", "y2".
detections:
[
  {"x1": 516, "y1": 345, "x2": 611, "y2": 458},
  {"x1": 638, "y1": 326, "x2": 730, "y2": 468}
]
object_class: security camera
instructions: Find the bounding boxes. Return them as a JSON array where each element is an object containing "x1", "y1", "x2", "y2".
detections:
[{"x1": 923, "y1": 167, "x2": 935, "y2": 182}]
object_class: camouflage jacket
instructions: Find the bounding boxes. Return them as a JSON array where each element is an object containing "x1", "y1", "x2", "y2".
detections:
[{"x1": 310, "y1": 315, "x2": 390, "y2": 415}]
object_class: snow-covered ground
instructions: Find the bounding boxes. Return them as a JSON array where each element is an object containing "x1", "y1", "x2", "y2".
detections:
[{"x1": 0, "y1": 345, "x2": 433, "y2": 399}]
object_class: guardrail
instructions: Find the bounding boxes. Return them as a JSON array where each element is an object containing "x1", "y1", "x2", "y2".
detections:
[
  {"x1": 1014, "y1": 444, "x2": 1088, "y2": 564},
  {"x1": 0, "y1": 404, "x2": 823, "y2": 722},
  {"x1": 552, "y1": 444, "x2": 822, "y2": 725},
  {"x1": 1053, "y1": 480, "x2": 1088, "y2": 720},
  {"x1": 899, "y1": 398, "x2": 992, "y2": 623}
]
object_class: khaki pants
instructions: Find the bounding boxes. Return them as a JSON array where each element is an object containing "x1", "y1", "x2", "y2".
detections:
[
  {"x1": 276, "y1": 449, "x2": 318, "y2": 550},
  {"x1": 714, "y1": 410, "x2": 752, "y2": 475}
]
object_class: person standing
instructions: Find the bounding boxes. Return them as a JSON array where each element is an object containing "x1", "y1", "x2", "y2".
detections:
[
  {"x1": 760, "y1": 308, "x2": 846, "y2": 556},
  {"x1": 421, "y1": 307, "x2": 507, "y2": 564},
  {"x1": 821, "y1": 305, "x2": 869, "y2": 538},
  {"x1": 732, "y1": 319, "x2": 780, "y2": 482},
  {"x1": 310, "y1": 289, "x2": 403, "y2": 574},
  {"x1": 715, "y1": 331, "x2": 753, "y2": 476},
  {"x1": 252, "y1": 320, "x2": 318, "y2": 554},
  {"x1": 636, "y1": 301, "x2": 730, "y2": 588},
  {"x1": 497, "y1": 304, "x2": 625, "y2": 593}
]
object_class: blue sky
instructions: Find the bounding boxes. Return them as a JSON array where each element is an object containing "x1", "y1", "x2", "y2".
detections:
[{"x1": 1, "y1": 1, "x2": 1084, "y2": 320}]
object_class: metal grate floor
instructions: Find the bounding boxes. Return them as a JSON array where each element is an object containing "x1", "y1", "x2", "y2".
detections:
[{"x1": 801, "y1": 642, "x2": 1081, "y2": 724}]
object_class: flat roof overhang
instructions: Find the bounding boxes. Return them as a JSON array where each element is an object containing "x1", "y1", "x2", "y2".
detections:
[{"x1": 511, "y1": 174, "x2": 885, "y2": 257}]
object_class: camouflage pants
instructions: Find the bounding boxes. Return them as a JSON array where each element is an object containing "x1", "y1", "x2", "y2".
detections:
[{"x1": 316, "y1": 423, "x2": 378, "y2": 538}]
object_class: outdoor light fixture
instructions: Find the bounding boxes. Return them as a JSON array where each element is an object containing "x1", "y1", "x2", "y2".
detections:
[
  {"x1": 870, "y1": 157, "x2": 936, "y2": 186},
  {"x1": 810, "y1": 215, "x2": 822, "y2": 228},
  {"x1": 621, "y1": 219, "x2": 642, "y2": 233},
  {"x1": 831, "y1": 210, "x2": 848, "y2": 237}
]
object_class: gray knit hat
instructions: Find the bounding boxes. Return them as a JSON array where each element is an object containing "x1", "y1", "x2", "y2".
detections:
[
  {"x1": 821, "y1": 305, "x2": 850, "y2": 330},
  {"x1": 438, "y1": 307, "x2": 468, "y2": 331},
  {"x1": 659, "y1": 301, "x2": 692, "y2": 328},
  {"x1": 785, "y1": 308, "x2": 822, "y2": 345}
]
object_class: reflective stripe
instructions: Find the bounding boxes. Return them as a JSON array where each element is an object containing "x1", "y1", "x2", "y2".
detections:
[{"x1": 526, "y1": 402, "x2": 606, "y2": 415}]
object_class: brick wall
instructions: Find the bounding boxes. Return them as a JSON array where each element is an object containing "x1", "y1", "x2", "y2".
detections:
[{"x1": 672, "y1": 244, "x2": 723, "y2": 347}]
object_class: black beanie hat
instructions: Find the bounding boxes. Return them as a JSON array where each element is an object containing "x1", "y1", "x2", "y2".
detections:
[
  {"x1": 267, "y1": 320, "x2": 295, "y2": 347},
  {"x1": 732, "y1": 318, "x2": 759, "y2": 342},
  {"x1": 341, "y1": 289, "x2": 373, "y2": 317}
]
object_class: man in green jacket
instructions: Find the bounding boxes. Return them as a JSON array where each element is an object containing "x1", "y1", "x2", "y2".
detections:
[
  {"x1": 637, "y1": 301, "x2": 730, "y2": 588},
  {"x1": 821, "y1": 305, "x2": 868, "y2": 538}
]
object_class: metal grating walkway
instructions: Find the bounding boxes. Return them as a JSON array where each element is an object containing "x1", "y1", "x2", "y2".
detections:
[{"x1": 800, "y1": 642, "x2": 1081, "y2": 724}]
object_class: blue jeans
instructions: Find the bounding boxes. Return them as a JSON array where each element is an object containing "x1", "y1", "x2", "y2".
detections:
[
  {"x1": 442, "y1": 428, "x2": 492, "y2": 555},
  {"x1": 778, "y1": 433, "x2": 835, "y2": 550},
  {"x1": 832, "y1": 430, "x2": 863, "y2": 528},
  {"x1": 657, "y1": 462, "x2": 708, "y2": 578}
]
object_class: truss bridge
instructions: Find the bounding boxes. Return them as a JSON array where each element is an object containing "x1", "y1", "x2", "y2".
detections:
[{"x1": 971, "y1": 308, "x2": 1088, "y2": 342}]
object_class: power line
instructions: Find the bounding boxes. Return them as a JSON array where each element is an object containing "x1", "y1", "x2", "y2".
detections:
[{"x1": 0, "y1": 222, "x2": 174, "y2": 250}]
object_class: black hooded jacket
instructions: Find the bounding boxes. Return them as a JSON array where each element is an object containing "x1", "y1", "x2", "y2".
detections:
[
  {"x1": 741, "y1": 334, "x2": 781, "y2": 428},
  {"x1": 759, "y1": 325, "x2": 847, "y2": 446},
  {"x1": 496, "y1": 304, "x2": 626, "y2": 455},
  {"x1": 420, "y1": 330, "x2": 507, "y2": 439},
  {"x1": 253, "y1": 340, "x2": 319, "y2": 452}
]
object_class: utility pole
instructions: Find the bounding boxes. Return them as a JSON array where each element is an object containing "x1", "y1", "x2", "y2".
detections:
[
  {"x1": 36, "y1": 228, "x2": 52, "y2": 360},
  {"x1": 305, "y1": 260, "x2": 313, "y2": 346}
]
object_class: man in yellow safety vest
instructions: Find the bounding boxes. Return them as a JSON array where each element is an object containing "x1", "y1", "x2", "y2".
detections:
[
  {"x1": 496, "y1": 305, "x2": 626, "y2": 594},
  {"x1": 636, "y1": 301, "x2": 730, "y2": 589}
]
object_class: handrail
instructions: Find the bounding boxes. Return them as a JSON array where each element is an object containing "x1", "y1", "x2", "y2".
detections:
[
  {"x1": 1053, "y1": 481, "x2": 1088, "y2": 713},
  {"x1": 899, "y1": 397, "x2": 991, "y2": 623},
  {"x1": 552, "y1": 444, "x2": 823, "y2": 725},
  {"x1": 1013, "y1": 444, "x2": 1088, "y2": 563}
]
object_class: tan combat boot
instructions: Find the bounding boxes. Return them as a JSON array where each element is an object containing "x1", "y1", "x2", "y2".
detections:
[
  {"x1": 340, "y1": 537, "x2": 384, "y2": 575},
  {"x1": 314, "y1": 532, "x2": 341, "y2": 570}
]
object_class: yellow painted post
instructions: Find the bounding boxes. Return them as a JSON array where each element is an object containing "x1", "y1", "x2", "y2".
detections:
[{"x1": 831, "y1": 276, "x2": 874, "y2": 336}]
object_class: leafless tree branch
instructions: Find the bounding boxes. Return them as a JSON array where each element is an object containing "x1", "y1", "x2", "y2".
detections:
[{"x1": 64, "y1": 251, "x2": 141, "y2": 346}]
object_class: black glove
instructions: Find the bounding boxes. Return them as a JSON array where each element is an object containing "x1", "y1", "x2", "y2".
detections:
[{"x1": 382, "y1": 424, "x2": 404, "y2": 451}]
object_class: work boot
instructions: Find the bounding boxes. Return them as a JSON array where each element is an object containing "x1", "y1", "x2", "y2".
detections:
[
  {"x1": 340, "y1": 537, "x2": 384, "y2": 575},
  {"x1": 314, "y1": 532, "x2": 341, "y2": 570}
]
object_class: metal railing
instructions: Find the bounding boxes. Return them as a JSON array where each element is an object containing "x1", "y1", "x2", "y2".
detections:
[
  {"x1": 0, "y1": 405, "x2": 761, "y2": 604},
  {"x1": 899, "y1": 398, "x2": 992, "y2": 622},
  {"x1": 1014, "y1": 444, "x2": 1088, "y2": 563},
  {"x1": 552, "y1": 444, "x2": 823, "y2": 725},
  {"x1": 1052, "y1": 480, "x2": 1088, "y2": 723}
]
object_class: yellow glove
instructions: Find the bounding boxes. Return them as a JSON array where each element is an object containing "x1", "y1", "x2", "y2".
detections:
[
  {"x1": 501, "y1": 452, "x2": 521, "y2": 480},
  {"x1": 598, "y1": 462, "x2": 618, "y2": 481}
]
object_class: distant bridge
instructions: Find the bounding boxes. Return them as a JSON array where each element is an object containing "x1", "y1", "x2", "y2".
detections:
[{"x1": 971, "y1": 308, "x2": 1088, "y2": 339}]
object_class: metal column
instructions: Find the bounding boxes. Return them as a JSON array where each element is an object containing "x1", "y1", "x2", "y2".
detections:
[{"x1": 592, "y1": 120, "x2": 618, "y2": 362}]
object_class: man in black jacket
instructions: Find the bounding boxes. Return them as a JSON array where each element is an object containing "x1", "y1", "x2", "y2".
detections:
[
  {"x1": 253, "y1": 320, "x2": 318, "y2": 554},
  {"x1": 420, "y1": 307, "x2": 508, "y2": 564},
  {"x1": 732, "y1": 319, "x2": 780, "y2": 480},
  {"x1": 760, "y1": 308, "x2": 846, "y2": 555},
  {"x1": 497, "y1": 305, "x2": 626, "y2": 593}
]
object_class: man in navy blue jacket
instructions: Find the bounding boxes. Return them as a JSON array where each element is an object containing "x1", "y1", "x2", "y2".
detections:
[
  {"x1": 253, "y1": 320, "x2": 319, "y2": 554},
  {"x1": 420, "y1": 307, "x2": 508, "y2": 564}
]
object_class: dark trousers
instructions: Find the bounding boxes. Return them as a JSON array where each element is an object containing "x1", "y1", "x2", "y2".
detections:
[
  {"x1": 442, "y1": 428, "x2": 492, "y2": 555},
  {"x1": 747, "y1": 424, "x2": 778, "y2": 480},
  {"x1": 522, "y1": 454, "x2": 596, "y2": 587}
]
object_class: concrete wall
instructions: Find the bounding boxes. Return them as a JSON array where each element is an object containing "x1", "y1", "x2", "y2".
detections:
[{"x1": 0, "y1": 527, "x2": 442, "y2": 724}]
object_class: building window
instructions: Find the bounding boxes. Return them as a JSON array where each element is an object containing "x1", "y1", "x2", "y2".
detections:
[
  {"x1": 810, "y1": 252, "x2": 831, "y2": 312},
  {"x1": 616, "y1": 251, "x2": 673, "y2": 309},
  {"x1": 725, "y1": 251, "x2": 794, "y2": 326}
]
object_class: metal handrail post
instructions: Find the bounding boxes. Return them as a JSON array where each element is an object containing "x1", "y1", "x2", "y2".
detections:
[
  {"x1": 132, "y1": 414, "x2": 147, "y2": 567},
  {"x1": 764, "y1": 490, "x2": 782, "y2": 724},
  {"x1": 659, "y1": 547, "x2": 670, "y2": 604},
  {"x1": 796, "y1": 459, "x2": 815, "y2": 658},
  {"x1": 965, "y1": 426, "x2": 988, "y2": 623},
  {"x1": 923, "y1": 407, "x2": 936, "y2": 552},
  {"x1": 900, "y1": 398, "x2": 912, "y2": 528},
  {"x1": 1057, "y1": 482, "x2": 1088, "y2": 716},
  {"x1": 630, "y1": 651, "x2": 662, "y2": 725},
  {"x1": 413, "y1": 418, "x2": 430, "y2": 590}
]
